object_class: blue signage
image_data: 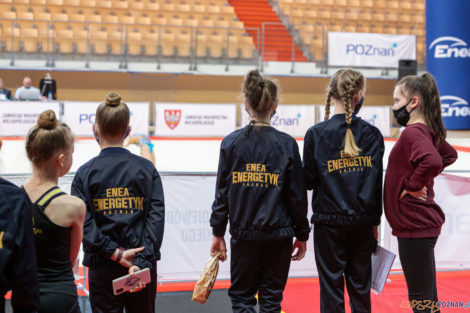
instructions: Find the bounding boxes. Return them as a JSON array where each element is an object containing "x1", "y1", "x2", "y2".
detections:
[{"x1": 426, "y1": 0, "x2": 470, "y2": 129}]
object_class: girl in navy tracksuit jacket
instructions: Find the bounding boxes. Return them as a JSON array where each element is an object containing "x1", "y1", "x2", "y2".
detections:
[
  {"x1": 303, "y1": 69, "x2": 384, "y2": 313},
  {"x1": 71, "y1": 92, "x2": 165, "y2": 313},
  {"x1": 210, "y1": 69, "x2": 310, "y2": 313}
]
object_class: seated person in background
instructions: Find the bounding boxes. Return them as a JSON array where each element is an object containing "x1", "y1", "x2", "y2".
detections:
[
  {"x1": 124, "y1": 134, "x2": 155, "y2": 164},
  {"x1": 0, "y1": 138, "x2": 40, "y2": 313},
  {"x1": 15, "y1": 77, "x2": 41, "y2": 101},
  {"x1": 0, "y1": 78, "x2": 12, "y2": 101}
]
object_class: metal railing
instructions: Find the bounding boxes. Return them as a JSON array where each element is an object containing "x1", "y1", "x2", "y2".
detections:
[{"x1": 0, "y1": 18, "x2": 260, "y2": 70}]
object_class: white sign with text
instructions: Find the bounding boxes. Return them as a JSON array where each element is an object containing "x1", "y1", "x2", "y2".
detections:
[
  {"x1": 154, "y1": 103, "x2": 236, "y2": 137},
  {"x1": 328, "y1": 32, "x2": 416, "y2": 68},
  {"x1": 62, "y1": 101, "x2": 149, "y2": 136}
]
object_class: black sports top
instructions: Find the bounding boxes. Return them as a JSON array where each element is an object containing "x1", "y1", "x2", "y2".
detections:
[{"x1": 29, "y1": 186, "x2": 77, "y2": 297}]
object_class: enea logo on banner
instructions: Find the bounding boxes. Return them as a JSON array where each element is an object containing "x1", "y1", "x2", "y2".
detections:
[
  {"x1": 441, "y1": 96, "x2": 470, "y2": 117},
  {"x1": 429, "y1": 37, "x2": 470, "y2": 59},
  {"x1": 164, "y1": 109, "x2": 181, "y2": 129},
  {"x1": 346, "y1": 43, "x2": 397, "y2": 57}
]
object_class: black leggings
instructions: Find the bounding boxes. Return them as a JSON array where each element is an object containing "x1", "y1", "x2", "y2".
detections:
[
  {"x1": 398, "y1": 237, "x2": 440, "y2": 313},
  {"x1": 39, "y1": 292, "x2": 81, "y2": 313}
]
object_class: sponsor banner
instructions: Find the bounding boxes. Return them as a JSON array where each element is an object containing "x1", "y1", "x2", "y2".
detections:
[
  {"x1": 240, "y1": 105, "x2": 316, "y2": 138},
  {"x1": 384, "y1": 174, "x2": 470, "y2": 269},
  {"x1": 328, "y1": 32, "x2": 416, "y2": 68},
  {"x1": 318, "y1": 105, "x2": 391, "y2": 137},
  {"x1": 62, "y1": 101, "x2": 149, "y2": 136},
  {"x1": 426, "y1": 0, "x2": 470, "y2": 129},
  {"x1": 0, "y1": 101, "x2": 60, "y2": 136},
  {"x1": 154, "y1": 103, "x2": 236, "y2": 137}
]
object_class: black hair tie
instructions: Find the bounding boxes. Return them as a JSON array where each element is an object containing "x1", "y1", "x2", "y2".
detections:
[{"x1": 260, "y1": 81, "x2": 265, "y2": 88}]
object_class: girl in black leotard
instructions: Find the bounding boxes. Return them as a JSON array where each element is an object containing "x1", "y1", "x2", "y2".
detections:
[{"x1": 23, "y1": 110, "x2": 86, "y2": 313}]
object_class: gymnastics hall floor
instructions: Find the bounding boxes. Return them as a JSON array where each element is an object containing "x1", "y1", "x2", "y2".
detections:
[{"x1": 5, "y1": 271, "x2": 470, "y2": 312}]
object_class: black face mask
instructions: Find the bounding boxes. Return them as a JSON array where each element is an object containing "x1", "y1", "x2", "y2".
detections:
[
  {"x1": 393, "y1": 99, "x2": 414, "y2": 127},
  {"x1": 354, "y1": 96, "x2": 364, "y2": 114}
]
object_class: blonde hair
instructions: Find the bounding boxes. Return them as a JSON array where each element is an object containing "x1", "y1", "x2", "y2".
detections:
[
  {"x1": 26, "y1": 110, "x2": 74, "y2": 167},
  {"x1": 325, "y1": 68, "x2": 365, "y2": 157},
  {"x1": 95, "y1": 92, "x2": 130, "y2": 140}
]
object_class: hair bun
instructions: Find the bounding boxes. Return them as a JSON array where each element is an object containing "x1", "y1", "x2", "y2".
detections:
[
  {"x1": 105, "y1": 92, "x2": 121, "y2": 107},
  {"x1": 37, "y1": 110, "x2": 57, "y2": 130}
]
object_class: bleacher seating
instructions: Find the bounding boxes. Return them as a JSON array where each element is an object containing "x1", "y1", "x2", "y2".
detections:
[
  {"x1": 0, "y1": 0, "x2": 427, "y2": 64},
  {"x1": 278, "y1": 0, "x2": 426, "y2": 63},
  {"x1": 0, "y1": 0, "x2": 256, "y2": 59}
]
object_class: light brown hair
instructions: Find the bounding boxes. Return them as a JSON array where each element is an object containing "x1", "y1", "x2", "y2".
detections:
[
  {"x1": 95, "y1": 92, "x2": 130, "y2": 140},
  {"x1": 325, "y1": 68, "x2": 365, "y2": 157},
  {"x1": 396, "y1": 72, "x2": 446, "y2": 145},
  {"x1": 242, "y1": 69, "x2": 278, "y2": 116},
  {"x1": 26, "y1": 110, "x2": 74, "y2": 167}
]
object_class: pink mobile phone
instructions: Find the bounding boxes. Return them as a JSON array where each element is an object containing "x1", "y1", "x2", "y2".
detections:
[{"x1": 112, "y1": 268, "x2": 151, "y2": 295}]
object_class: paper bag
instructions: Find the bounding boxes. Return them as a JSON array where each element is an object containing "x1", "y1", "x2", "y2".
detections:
[{"x1": 192, "y1": 252, "x2": 222, "y2": 304}]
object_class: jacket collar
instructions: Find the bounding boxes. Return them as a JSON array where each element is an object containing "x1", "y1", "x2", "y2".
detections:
[{"x1": 99, "y1": 147, "x2": 131, "y2": 156}]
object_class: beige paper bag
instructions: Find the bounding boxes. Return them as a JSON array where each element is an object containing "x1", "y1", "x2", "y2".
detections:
[{"x1": 192, "y1": 252, "x2": 222, "y2": 304}]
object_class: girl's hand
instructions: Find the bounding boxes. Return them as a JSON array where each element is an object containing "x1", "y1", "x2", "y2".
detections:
[
  {"x1": 400, "y1": 186, "x2": 427, "y2": 201},
  {"x1": 292, "y1": 240, "x2": 307, "y2": 261},
  {"x1": 128, "y1": 265, "x2": 146, "y2": 293},
  {"x1": 112, "y1": 246, "x2": 145, "y2": 268},
  {"x1": 210, "y1": 236, "x2": 227, "y2": 261}
]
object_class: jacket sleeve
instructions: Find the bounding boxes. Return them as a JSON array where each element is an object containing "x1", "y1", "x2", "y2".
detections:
[
  {"x1": 437, "y1": 140, "x2": 458, "y2": 169},
  {"x1": 286, "y1": 141, "x2": 310, "y2": 241},
  {"x1": 373, "y1": 134, "x2": 385, "y2": 226},
  {"x1": 71, "y1": 172, "x2": 118, "y2": 259},
  {"x1": 210, "y1": 145, "x2": 230, "y2": 237},
  {"x1": 403, "y1": 129, "x2": 443, "y2": 192},
  {"x1": 303, "y1": 129, "x2": 319, "y2": 190},
  {"x1": 134, "y1": 169, "x2": 165, "y2": 270},
  {"x1": 10, "y1": 190, "x2": 40, "y2": 313}
]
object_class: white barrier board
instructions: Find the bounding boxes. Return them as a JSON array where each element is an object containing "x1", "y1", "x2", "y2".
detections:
[
  {"x1": 63, "y1": 101, "x2": 149, "y2": 136},
  {"x1": 154, "y1": 103, "x2": 236, "y2": 137},
  {"x1": 0, "y1": 101, "x2": 60, "y2": 136},
  {"x1": 240, "y1": 104, "x2": 316, "y2": 138}
]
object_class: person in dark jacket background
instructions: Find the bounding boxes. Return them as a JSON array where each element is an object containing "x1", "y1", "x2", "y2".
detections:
[
  {"x1": 210, "y1": 69, "x2": 310, "y2": 313},
  {"x1": 385, "y1": 73, "x2": 457, "y2": 313},
  {"x1": 303, "y1": 68, "x2": 384, "y2": 313},
  {"x1": 0, "y1": 78, "x2": 12, "y2": 100},
  {"x1": 0, "y1": 138, "x2": 40, "y2": 313},
  {"x1": 72, "y1": 92, "x2": 165, "y2": 313}
]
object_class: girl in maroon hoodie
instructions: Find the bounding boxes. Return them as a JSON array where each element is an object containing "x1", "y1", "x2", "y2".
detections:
[{"x1": 384, "y1": 73, "x2": 457, "y2": 313}]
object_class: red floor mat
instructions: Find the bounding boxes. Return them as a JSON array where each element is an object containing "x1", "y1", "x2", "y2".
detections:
[{"x1": 282, "y1": 271, "x2": 470, "y2": 313}]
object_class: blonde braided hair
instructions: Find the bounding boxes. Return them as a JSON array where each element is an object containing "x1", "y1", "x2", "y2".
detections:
[{"x1": 327, "y1": 69, "x2": 365, "y2": 157}]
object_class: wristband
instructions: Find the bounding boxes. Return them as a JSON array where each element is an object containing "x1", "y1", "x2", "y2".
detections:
[{"x1": 116, "y1": 247, "x2": 125, "y2": 263}]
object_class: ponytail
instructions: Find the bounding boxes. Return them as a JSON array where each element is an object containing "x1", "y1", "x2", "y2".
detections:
[{"x1": 397, "y1": 72, "x2": 446, "y2": 145}]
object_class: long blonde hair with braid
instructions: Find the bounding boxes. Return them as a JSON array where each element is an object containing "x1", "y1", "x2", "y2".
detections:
[{"x1": 325, "y1": 68, "x2": 365, "y2": 157}]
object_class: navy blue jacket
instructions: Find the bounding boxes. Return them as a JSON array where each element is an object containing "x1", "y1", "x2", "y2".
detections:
[
  {"x1": 71, "y1": 147, "x2": 165, "y2": 270},
  {"x1": 0, "y1": 178, "x2": 39, "y2": 313},
  {"x1": 303, "y1": 114, "x2": 384, "y2": 226},
  {"x1": 210, "y1": 126, "x2": 310, "y2": 241}
]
